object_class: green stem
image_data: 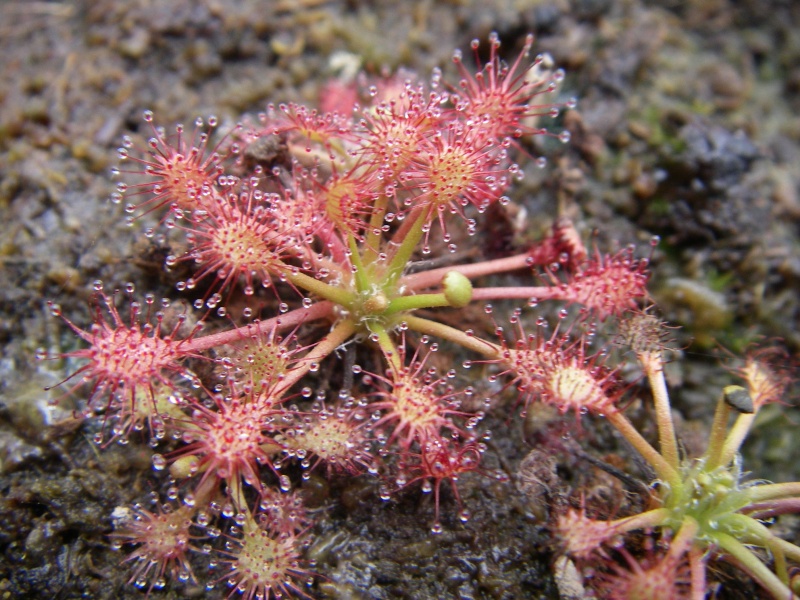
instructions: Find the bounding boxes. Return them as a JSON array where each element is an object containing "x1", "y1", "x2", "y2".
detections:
[
  {"x1": 348, "y1": 235, "x2": 370, "y2": 293},
  {"x1": 715, "y1": 532, "x2": 797, "y2": 599},
  {"x1": 403, "y1": 315, "x2": 500, "y2": 359},
  {"x1": 669, "y1": 515, "x2": 699, "y2": 559},
  {"x1": 724, "y1": 512, "x2": 781, "y2": 544},
  {"x1": 384, "y1": 293, "x2": 450, "y2": 316},
  {"x1": 385, "y1": 207, "x2": 429, "y2": 287},
  {"x1": 773, "y1": 542, "x2": 789, "y2": 587},
  {"x1": 609, "y1": 507, "x2": 672, "y2": 536},
  {"x1": 387, "y1": 271, "x2": 472, "y2": 316},
  {"x1": 724, "y1": 514, "x2": 798, "y2": 586},
  {"x1": 605, "y1": 410, "x2": 681, "y2": 488},
  {"x1": 771, "y1": 536, "x2": 800, "y2": 564},
  {"x1": 388, "y1": 204, "x2": 421, "y2": 247},
  {"x1": 363, "y1": 194, "x2": 389, "y2": 264},
  {"x1": 669, "y1": 517, "x2": 704, "y2": 600},
  {"x1": 284, "y1": 270, "x2": 356, "y2": 306},
  {"x1": 746, "y1": 482, "x2": 800, "y2": 503},
  {"x1": 368, "y1": 321, "x2": 401, "y2": 373},
  {"x1": 640, "y1": 350, "x2": 680, "y2": 471},
  {"x1": 704, "y1": 390, "x2": 733, "y2": 471},
  {"x1": 719, "y1": 413, "x2": 756, "y2": 467}
]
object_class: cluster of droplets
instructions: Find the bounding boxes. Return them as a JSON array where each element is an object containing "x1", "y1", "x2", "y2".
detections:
[{"x1": 276, "y1": 393, "x2": 376, "y2": 477}]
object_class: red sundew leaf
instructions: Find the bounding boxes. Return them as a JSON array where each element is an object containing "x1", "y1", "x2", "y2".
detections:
[{"x1": 45, "y1": 290, "x2": 202, "y2": 441}]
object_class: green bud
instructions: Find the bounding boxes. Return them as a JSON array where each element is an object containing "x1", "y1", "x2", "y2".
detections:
[{"x1": 443, "y1": 271, "x2": 473, "y2": 308}]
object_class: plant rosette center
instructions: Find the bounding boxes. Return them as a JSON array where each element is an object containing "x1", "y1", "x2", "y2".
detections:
[
  {"x1": 661, "y1": 459, "x2": 755, "y2": 544},
  {"x1": 339, "y1": 270, "x2": 473, "y2": 335},
  {"x1": 351, "y1": 286, "x2": 392, "y2": 321}
]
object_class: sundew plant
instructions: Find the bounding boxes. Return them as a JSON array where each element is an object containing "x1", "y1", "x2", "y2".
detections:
[{"x1": 43, "y1": 32, "x2": 800, "y2": 599}]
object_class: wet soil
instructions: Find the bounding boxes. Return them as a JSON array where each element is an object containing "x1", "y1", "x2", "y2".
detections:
[{"x1": 1, "y1": 1, "x2": 799, "y2": 598}]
